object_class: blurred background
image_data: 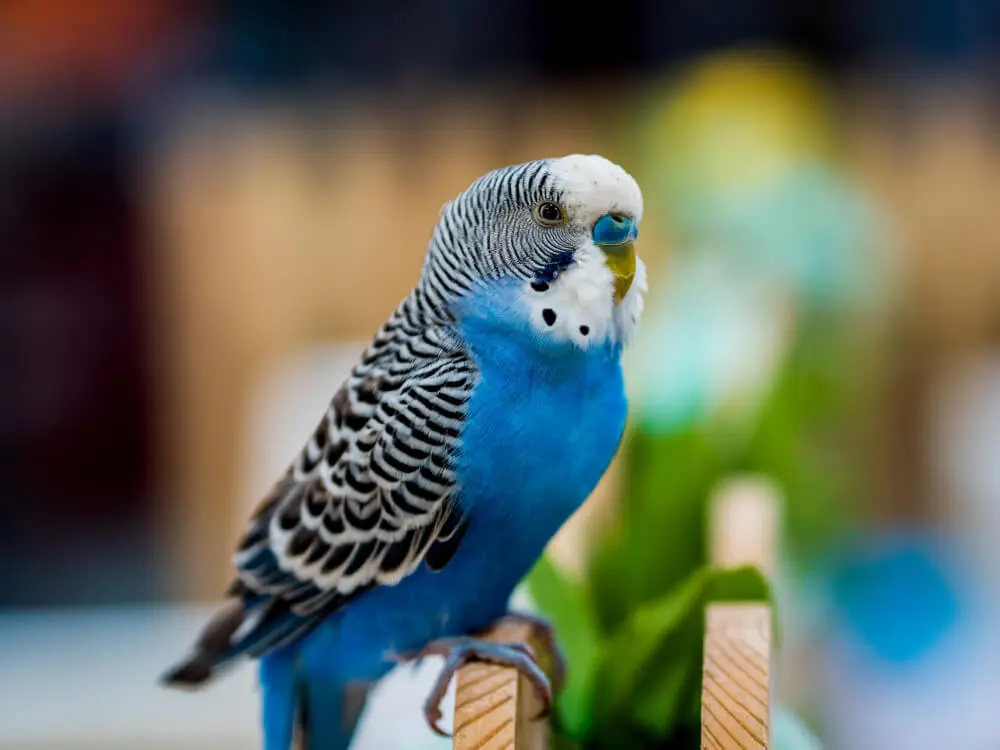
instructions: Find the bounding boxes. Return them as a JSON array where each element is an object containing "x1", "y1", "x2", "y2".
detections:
[{"x1": 2, "y1": 0, "x2": 1000, "y2": 748}]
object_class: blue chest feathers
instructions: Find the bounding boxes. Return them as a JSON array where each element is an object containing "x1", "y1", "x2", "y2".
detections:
[{"x1": 453, "y1": 289, "x2": 628, "y2": 576}]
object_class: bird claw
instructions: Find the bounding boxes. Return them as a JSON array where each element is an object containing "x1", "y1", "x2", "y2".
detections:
[
  {"x1": 411, "y1": 637, "x2": 553, "y2": 737},
  {"x1": 424, "y1": 700, "x2": 448, "y2": 737},
  {"x1": 492, "y1": 610, "x2": 568, "y2": 690}
]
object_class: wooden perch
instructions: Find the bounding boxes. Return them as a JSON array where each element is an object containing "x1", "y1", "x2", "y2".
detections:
[
  {"x1": 452, "y1": 620, "x2": 551, "y2": 750},
  {"x1": 702, "y1": 476, "x2": 778, "y2": 750}
]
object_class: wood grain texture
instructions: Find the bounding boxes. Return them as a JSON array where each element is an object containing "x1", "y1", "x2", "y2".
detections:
[
  {"x1": 453, "y1": 622, "x2": 551, "y2": 750},
  {"x1": 702, "y1": 476, "x2": 778, "y2": 749},
  {"x1": 701, "y1": 603, "x2": 771, "y2": 750}
]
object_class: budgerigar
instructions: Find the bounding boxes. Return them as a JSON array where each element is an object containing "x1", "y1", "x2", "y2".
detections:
[{"x1": 162, "y1": 154, "x2": 646, "y2": 749}]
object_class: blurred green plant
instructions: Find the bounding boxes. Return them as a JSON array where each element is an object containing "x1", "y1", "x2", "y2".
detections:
[
  {"x1": 525, "y1": 46, "x2": 889, "y2": 749},
  {"x1": 529, "y1": 555, "x2": 770, "y2": 749}
]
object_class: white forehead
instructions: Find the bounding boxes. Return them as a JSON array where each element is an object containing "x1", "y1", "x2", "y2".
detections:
[{"x1": 548, "y1": 154, "x2": 643, "y2": 226}]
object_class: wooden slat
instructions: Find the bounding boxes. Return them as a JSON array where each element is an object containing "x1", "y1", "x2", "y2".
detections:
[
  {"x1": 453, "y1": 621, "x2": 551, "y2": 750},
  {"x1": 702, "y1": 476, "x2": 778, "y2": 749},
  {"x1": 707, "y1": 476, "x2": 779, "y2": 577},
  {"x1": 702, "y1": 603, "x2": 771, "y2": 750}
]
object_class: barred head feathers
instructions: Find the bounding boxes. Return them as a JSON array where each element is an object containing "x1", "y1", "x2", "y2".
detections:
[{"x1": 419, "y1": 154, "x2": 646, "y2": 349}]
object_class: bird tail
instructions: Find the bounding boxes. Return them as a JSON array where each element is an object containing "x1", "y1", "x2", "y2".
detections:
[
  {"x1": 161, "y1": 598, "x2": 371, "y2": 750},
  {"x1": 160, "y1": 595, "x2": 316, "y2": 689},
  {"x1": 160, "y1": 599, "x2": 247, "y2": 686},
  {"x1": 261, "y1": 651, "x2": 371, "y2": 750}
]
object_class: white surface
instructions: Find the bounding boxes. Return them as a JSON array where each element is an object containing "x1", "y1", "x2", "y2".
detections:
[
  {"x1": 0, "y1": 606, "x2": 259, "y2": 748},
  {"x1": 0, "y1": 605, "x2": 452, "y2": 750}
]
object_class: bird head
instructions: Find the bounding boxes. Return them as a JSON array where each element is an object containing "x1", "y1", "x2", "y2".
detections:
[{"x1": 424, "y1": 154, "x2": 646, "y2": 350}]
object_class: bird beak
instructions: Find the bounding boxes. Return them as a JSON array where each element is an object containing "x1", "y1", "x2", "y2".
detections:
[{"x1": 593, "y1": 214, "x2": 638, "y2": 304}]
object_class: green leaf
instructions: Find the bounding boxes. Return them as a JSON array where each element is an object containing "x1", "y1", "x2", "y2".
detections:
[
  {"x1": 549, "y1": 733, "x2": 586, "y2": 750},
  {"x1": 588, "y1": 427, "x2": 722, "y2": 636},
  {"x1": 590, "y1": 565, "x2": 771, "y2": 745},
  {"x1": 591, "y1": 567, "x2": 709, "y2": 743},
  {"x1": 630, "y1": 633, "x2": 702, "y2": 735},
  {"x1": 524, "y1": 554, "x2": 602, "y2": 738},
  {"x1": 707, "y1": 565, "x2": 772, "y2": 602}
]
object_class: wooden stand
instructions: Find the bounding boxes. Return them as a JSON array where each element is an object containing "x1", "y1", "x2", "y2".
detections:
[
  {"x1": 701, "y1": 477, "x2": 776, "y2": 750},
  {"x1": 452, "y1": 621, "x2": 551, "y2": 750}
]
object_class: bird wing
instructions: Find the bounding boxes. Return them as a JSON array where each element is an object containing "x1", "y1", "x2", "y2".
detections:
[
  {"x1": 233, "y1": 333, "x2": 476, "y2": 623},
  {"x1": 162, "y1": 315, "x2": 479, "y2": 685}
]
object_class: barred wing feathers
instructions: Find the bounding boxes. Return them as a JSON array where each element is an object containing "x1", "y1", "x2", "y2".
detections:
[
  {"x1": 162, "y1": 313, "x2": 476, "y2": 684},
  {"x1": 236, "y1": 340, "x2": 476, "y2": 614}
]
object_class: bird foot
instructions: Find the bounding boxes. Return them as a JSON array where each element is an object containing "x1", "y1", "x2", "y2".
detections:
[
  {"x1": 488, "y1": 610, "x2": 567, "y2": 689},
  {"x1": 400, "y1": 637, "x2": 552, "y2": 737}
]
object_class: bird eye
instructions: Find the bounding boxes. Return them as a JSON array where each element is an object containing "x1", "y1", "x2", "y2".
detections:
[{"x1": 533, "y1": 201, "x2": 566, "y2": 227}]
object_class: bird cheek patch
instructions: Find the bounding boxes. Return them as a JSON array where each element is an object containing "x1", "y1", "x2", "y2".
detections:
[
  {"x1": 523, "y1": 250, "x2": 620, "y2": 349},
  {"x1": 526, "y1": 283, "x2": 604, "y2": 350}
]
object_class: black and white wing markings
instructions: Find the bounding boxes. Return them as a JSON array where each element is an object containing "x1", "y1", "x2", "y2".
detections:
[{"x1": 232, "y1": 327, "x2": 476, "y2": 622}]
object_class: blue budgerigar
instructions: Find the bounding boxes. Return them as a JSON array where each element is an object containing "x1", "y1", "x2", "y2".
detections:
[{"x1": 162, "y1": 154, "x2": 646, "y2": 749}]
